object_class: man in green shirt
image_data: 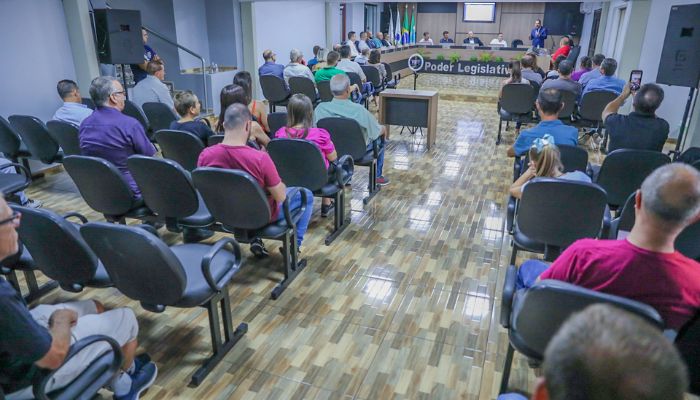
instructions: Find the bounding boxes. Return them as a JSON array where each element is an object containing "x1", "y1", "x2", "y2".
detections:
[
  {"x1": 314, "y1": 51, "x2": 346, "y2": 83},
  {"x1": 314, "y1": 74, "x2": 389, "y2": 185}
]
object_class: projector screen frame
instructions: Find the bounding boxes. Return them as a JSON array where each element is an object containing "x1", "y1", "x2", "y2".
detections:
[{"x1": 463, "y1": 2, "x2": 497, "y2": 23}]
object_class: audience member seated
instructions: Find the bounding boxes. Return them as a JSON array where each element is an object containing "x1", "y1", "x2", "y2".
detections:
[
  {"x1": 490, "y1": 33, "x2": 508, "y2": 47},
  {"x1": 602, "y1": 83, "x2": 669, "y2": 153},
  {"x1": 463, "y1": 31, "x2": 484, "y2": 46},
  {"x1": 368, "y1": 49, "x2": 387, "y2": 82},
  {"x1": 337, "y1": 45, "x2": 373, "y2": 101},
  {"x1": 307, "y1": 45, "x2": 321, "y2": 70},
  {"x1": 440, "y1": 31, "x2": 454, "y2": 44},
  {"x1": 516, "y1": 163, "x2": 700, "y2": 331},
  {"x1": 578, "y1": 53, "x2": 605, "y2": 87},
  {"x1": 131, "y1": 61, "x2": 175, "y2": 111},
  {"x1": 507, "y1": 89, "x2": 578, "y2": 157},
  {"x1": 551, "y1": 37, "x2": 571, "y2": 61},
  {"x1": 499, "y1": 304, "x2": 689, "y2": 400},
  {"x1": 0, "y1": 197, "x2": 157, "y2": 400},
  {"x1": 170, "y1": 90, "x2": 214, "y2": 142},
  {"x1": 355, "y1": 48, "x2": 370, "y2": 65},
  {"x1": 274, "y1": 94, "x2": 338, "y2": 217},
  {"x1": 509, "y1": 135, "x2": 590, "y2": 199},
  {"x1": 571, "y1": 56, "x2": 592, "y2": 82},
  {"x1": 314, "y1": 51, "x2": 346, "y2": 83},
  {"x1": 540, "y1": 60, "x2": 581, "y2": 98},
  {"x1": 233, "y1": 71, "x2": 270, "y2": 133},
  {"x1": 520, "y1": 55, "x2": 543, "y2": 85},
  {"x1": 344, "y1": 31, "x2": 360, "y2": 57},
  {"x1": 258, "y1": 49, "x2": 285, "y2": 83},
  {"x1": 582, "y1": 58, "x2": 625, "y2": 97},
  {"x1": 545, "y1": 55, "x2": 566, "y2": 80},
  {"x1": 79, "y1": 76, "x2": 157, "y2": 198},
  {"x1": 498, "y1": 60, "x2": 529, "y2": 99},
  {"x1": 198, "y1": 103, "x2": 313, "y2": 253},
  {"x1": 215, "y1": 84, "x2": 269, "y2": 148},
  {"x1": 52, "y1": 79, "x2": 93, "y2": 126},
  {"x1": 419, "y1": 32, "x2": 434, "y2": 44},
  {"x1": 283, "y1": 48, "x2": 315, "y2": 85},
  {"x1": 358, "y1": 32, "x2": 371, "y2": 53},
  {"x1": 314, "y1": 74, "x2": 389, "y2": 186},
  {"x1": 525, "y1": 51, "x2": 547, "y2": 79}
]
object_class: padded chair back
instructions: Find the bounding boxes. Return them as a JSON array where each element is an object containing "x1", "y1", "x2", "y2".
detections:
[
  {"x1": 63, "y1": 156, "x2": 138, "y2": 216},
  {"x1": 127, "y1": 155, "x2": 199, "y2": 218},
  {"x1": 501, "y1": 84, "x2": 535, "y2": 114},
  {"x1": 558, "y1": 144, "x2": 588, "y2": 173},
  {"x1": 81, "y1": 222, "x2": 187, "y2": 307},
  {"x1": 82, "y1": 97, "x2": 96, "y2": 110},
  {"x1": 565, "y1": 45, "x2": 581, "y2": 65},
  {"x1": 193, "y1": 168, "x2": 272, "y2": 230},
  {"x1": 558, "y1": 90, "x2": 577, "y2": 119},
  {"x1": 675, "y1": 220, "x2": 700, "y2": 261},
  {"x1": 289, "y1": 77, "x2": 318, "y2": 102},
  {"x1": 511, "y1": 279, "x2": 663, "y2": 359},
  {"x1": 317, "y1": 117, "x2": 368, "y2": 161},
  {"x1": 208, "y1": 134, "x2": 224, "y2": 146},
  {"x1": 142, "y1": 102, "x2": 179, "y2": 133},
  {"x1": 122, "y1": 100, "x2": 150, "y2": 133},
  {"x1": 693, "y1": 160, "x2": 700, "y2": 172},
  {"x1": 267, "y1": 112, "x2": 287, "y2": 136},
  {"x1": 382, "y1": 62, "x2": 394, "y2": 80},
  {"x1": 267, "y1": 139, "x2": 328, "y2": 191},
  {"x1": 511, "y1": 39, "x2": 524, "y2": 47},
  {"x1": 46, "y1": 120, "x2": 81, "y2": 156},
  {"x1": 518, "y1": 178, "x2": 607, "y2": 249},
  {"x1": 596, "y1": 149, "x2": 670, "y2": 208},
  {"x1": 346, "y1": 72, "x2": 363, "y2": 91},
  {"x1": 0, "y1": 117, "x2": 23, "y2": 158},
  {"x1": 154, "y1": 129, "x2": 205, "y2": 171},
  {"x1": 317, "y1": 80, "x2": 334, "y2": 102},
  {"x1": 679, "y1": 147, "x2": 700, "y2": 165},
  {"x1": 361, "y1": 66, "x2": 383, "y2": 88},
  {"x1": 12, "y1": 205, "x2": 99, "y2": 291},
  {"x1": 611, "y1": 192, "x2": 637, "y2": 238},
  {"x1": 8, "y1": 115, "x2": 60, "y2": 164},
  {"x1": 676, "y1": 312, "x2": 700, "y2": 394},
  {"x1": 260, "y1": 75, "x2": 289, "y2": 103},
  {"x1": 579, "y1": 91, "x2": 618, "y2": 122}
]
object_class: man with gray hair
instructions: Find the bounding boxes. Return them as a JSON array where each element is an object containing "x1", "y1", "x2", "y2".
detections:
[
  {"x1": 283, "y1": 48, "x2": 315, "y2": 84},
  {"x1": 52, "y1": 79, "x2": 93, "y2": 126},
  {"x1": 314, "y1": 74, "x2": 389, "y2": 186},
  {"x1": 516, "y1": 163, "x2": 700, "y2": 330},
  {"x1": 79, "y1": 76, "x2": 156, "y2": 198}
]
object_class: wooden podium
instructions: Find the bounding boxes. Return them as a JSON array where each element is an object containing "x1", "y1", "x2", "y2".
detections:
[{"x1": 378, "y1": 89, "x2": 439, "y2": 149}]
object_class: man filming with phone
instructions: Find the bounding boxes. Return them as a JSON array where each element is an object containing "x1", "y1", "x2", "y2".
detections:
[{"x1": 602, "y1": 76, "x2": 669, "y2": 153}]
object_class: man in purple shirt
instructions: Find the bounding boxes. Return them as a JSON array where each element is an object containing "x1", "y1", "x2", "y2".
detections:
[{"x1": 79, "y1": 76, "x2": 156, "y2": 197}]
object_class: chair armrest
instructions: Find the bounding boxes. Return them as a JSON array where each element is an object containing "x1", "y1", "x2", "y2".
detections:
[
  {"x1": 371, "y1": 138, "x2": 380, "y2": 159},
  {"x1": 0, "y1": 162, "x2": 31, "y2": 190},
  {"x1": 62, "y1": 212, "x2": 88, "y2": 224},
  {"x1": 33, "y1": 335, "x2": 123, "y2": 400},
  {"x1": 282, "y1": 187, "x2": 306, "y2": 228},
  {"x1": 506, "y1": 196, "x2": 517, "y2": 234},
  {"x1": 330, "y1": 155, "x2": 354, "y2": 187},
  {"x1": 201, "y1": 237, "x2": 241, "y2": 292},
  {"x1": 135, "y1": 224, "x2": 160, "y2": 237},
  {"x1": 512, "y1": 157, "x2": 523, "y2": 181},
  {"x1": 500, "y1": 264, "x2": 518, "y2": 329}
]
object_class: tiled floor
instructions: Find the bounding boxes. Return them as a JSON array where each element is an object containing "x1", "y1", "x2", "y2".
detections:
[{"x1": 20, "y1": 75, "x2": 553, "y2": 399}]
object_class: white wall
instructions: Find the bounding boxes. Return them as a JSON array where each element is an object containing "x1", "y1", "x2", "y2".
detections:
[
  {"x1": 0, "y1": 0, "x2": 77, "y2": 122},
  {"x1": 346, "y1": 2, "x2": 366, "y2": 36},
  {"x1": 173, "y1": 0, "x2": 211, "y2": 70}
]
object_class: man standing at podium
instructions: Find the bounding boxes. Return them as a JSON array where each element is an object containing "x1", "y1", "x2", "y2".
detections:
[{"x1": 530, "y1": 19, "x2": 548, "y2": 49}]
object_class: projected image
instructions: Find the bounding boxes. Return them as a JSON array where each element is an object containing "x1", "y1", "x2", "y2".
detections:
[{"x1": 464, "y1": 2, "x2": 496, "y2": 22}]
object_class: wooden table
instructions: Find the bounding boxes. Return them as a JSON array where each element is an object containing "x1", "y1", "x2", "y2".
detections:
[{"x1": 378, "y1": 89, "x2": 439, "y2": 149}]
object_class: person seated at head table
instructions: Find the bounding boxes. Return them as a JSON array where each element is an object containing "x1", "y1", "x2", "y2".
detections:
[
  {"x1": 571, "y1": 55, "x2": 592, "y2": 82},
  {"x1": 489, "y1": 33, "x2": 508, "y2": 47},
  {"x1": 541, "y1": 60, "x2": 581, "y2": 99},
  {"x1": 52, "y1": 79, "x2": 93, "y2": 126},
  {"x1": 419, "y1": 32, "x2": 434, "y2": 45},
  {"x1": 170, "y1": 90, "x2": 215, "y2": 142},
  {"x1": 215, "y1": 84, "x2": 269, "y2": 148},
  {"x1": 440, "y1": 30, "x2": 454, "y2": 44},
  {"x1": 131, "y1": 60, "x2": 175, "y2": 112},
  {"x1": 375, "y1": 32, "x2": 389, "y2": 48},
  {"x1": 283, "y1": 48, "x2": 315, "y2": 84},
  {"x1": 463, "y1": 31, "x2": 484, "y2": 46},
  {"x1": 233, "y1": 71, "x2": 270, "y2": 133}
]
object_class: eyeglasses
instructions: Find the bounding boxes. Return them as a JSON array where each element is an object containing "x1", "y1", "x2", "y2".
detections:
[
  {"x1": 111, "y1": 90, "x2": 126, "y2": 97},
  {"x1": 0, "y1": 211, "x2": 21, "y2": 228}
]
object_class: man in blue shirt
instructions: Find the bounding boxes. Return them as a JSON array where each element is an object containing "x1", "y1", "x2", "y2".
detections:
[
  {"x1": 581, "y1": 58, "x2": 625, "y2": 97},
  {"x1": 440, "y1": 31, "x2": 454, "y2": 44},
  {"x1": 507, "y1": 89, "x2": 579, "y2": 157},
  {"x1": 578, "y1": 53, "x2": 605, "y2": 87},
  {"x1": 258, "y1": 49, "x2": 286, "y2": 82},
  {"x1": 529, "y1": 19, "x2": 548, "y2": 48},
  {"x1": 52, "y1": 79, "x2": 92, "y2": 127},
  {"x1": 130, "y1": 28, "x2": 159, "y2": 84}
]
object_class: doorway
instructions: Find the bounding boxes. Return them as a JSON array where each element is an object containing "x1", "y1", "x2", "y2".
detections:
[
  {"x1": 364, "y1": 4, "x2": 378, "y2": 34},
  {"x1": 587, "y1": 9, "x2": 602, "y2": 57}
]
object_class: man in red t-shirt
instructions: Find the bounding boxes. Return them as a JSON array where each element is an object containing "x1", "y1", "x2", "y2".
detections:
[
  {"x1": 197, "y1": 103, "x2": 313, "y2": 256},
  {"x1": 551, "y1": 37, "x2": 571, "y2": 61},
  {"x1": 516, "y1": 163, "x2": 700, "y2": 330}
]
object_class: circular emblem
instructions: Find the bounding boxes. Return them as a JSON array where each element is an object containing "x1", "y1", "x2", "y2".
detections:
[{"x1": 408, "y1": 53, "x2": 424, "y2": 72}]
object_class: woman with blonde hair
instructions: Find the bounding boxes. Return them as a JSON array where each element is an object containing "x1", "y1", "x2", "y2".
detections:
[{"x1": 509, "y1": 135, "x2": 590, "y2": 199}]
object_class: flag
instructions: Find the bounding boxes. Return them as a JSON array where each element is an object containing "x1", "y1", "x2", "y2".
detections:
[
  {"x1": 388, "y1": 8, "x2": 394, "y2": 46},
  {"x1": 410, "y1": 6, "x2": 416, "y2": 43},
  {"x1": 402, "y1": 4, "x2": 409, "y2": 45},
  {"x1": 394, "y1": 8, "x2": 401, "y2": 45}
]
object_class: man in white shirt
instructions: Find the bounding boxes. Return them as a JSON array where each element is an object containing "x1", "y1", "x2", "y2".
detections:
[
  {"x1": 337, "y1": 45, "x2": 372, "y2": 101},
  {"x1": 344, "y1": 31, "x2": 359, "y2": 57},
  {"x1": 419, "y1": 32, "x2": 433, "y2": 45},
  {"x1": 490, "y1": 33, "x2": 508, "y2": 47},
  {"x1": 358, "y1": 32, "x2": 371, "y2": 53},
  {"x1": 131, "y1": 61, "x2": 175, "y2": 111},
  {"x1": 283, "y1": 49, "x2": 315, "y2": 84}
]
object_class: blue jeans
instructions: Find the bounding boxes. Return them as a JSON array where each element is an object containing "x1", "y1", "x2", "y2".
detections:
[
  {"x1": 368, "y1": 137, "x2": 385, "y2": 178},
  {"x1": 275, "y1": 187, "x2": 313, "y2": 247},
  {"x1": 497, "y1": 394, "x2": 528, "y2": 400},
  {"x1": 516, "y1": 260, "x2": 550, "y2": 290}
]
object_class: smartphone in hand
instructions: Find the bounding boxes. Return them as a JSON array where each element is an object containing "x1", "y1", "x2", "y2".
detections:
[{"x1": 629, "y1": 70, "x2": 643, "y2": 91}]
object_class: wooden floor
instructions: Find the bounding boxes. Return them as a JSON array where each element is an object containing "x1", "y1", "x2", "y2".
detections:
[{"x1": 19, "y1": 75, "x2": 590, "y2": 399}]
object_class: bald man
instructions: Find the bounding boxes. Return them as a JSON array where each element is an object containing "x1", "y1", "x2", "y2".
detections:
[{"x1": 517, "y1": 163, "x2": 700, "y2": 330}]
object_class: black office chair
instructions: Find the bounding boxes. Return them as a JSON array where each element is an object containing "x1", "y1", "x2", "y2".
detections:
[
  {"x1": 317, "y1": 80, "x2": 334, "y2": 102},
  {"x1": 80, "y1": 222, "x2": 247, "y2": 387},
  {"x1": 128, "y1": 155, "x2": 214, "y2": 242},
  {"x1": 0, "y1": 116, "x2": 32, "y2": 166},
  {"x1": 12, "y1": 205, "x2": 111, "y2": 292},
  {"x1": 0, "y1": 243, "x2": 58, "y2": 304},
  {"x1": 208, "y1": 134, "x2": 224, "y2": 146},
  {"x1": 496, "y1": 84, "x2": 535, "y2": 145},
  {"x1": 267, "y1": 138, "x2": 354, "y2": 245},
  {"x1": 576, "y1": 91, "x2": 618, "y2": 146},
  {"x1": 381, "y1": 62, "x2": 398, "y2": 88},
  {"x1": 8, "y1": 115, "x2": 64, "y2": 164},
  {"x1": 142, "y1": 102, "x2": 179, "y2": 134},
  {"x1": 511, "y1": 179, "x2": 607, "y2": 264},
  {"x1": 46, "y1": 120, "x2": 81, "y2": 156},
  {"x1": 154, "y1": 129, "x2": 205, "y2": 171},
  {"x1": 259, "y1": 75, "x2": 290, "y2": 112},
  {"x1": 679, "y1": 147, "x2": 700, "y2": 165},
  {"x1": 607, "y1": 192, "x2": 635, "y2": 239},
  {"x1": 192, "y1": 168, "x2": 308, "y2": 299},
  {"x1": 498, "y1": 278, "x2": 664, "y2": 394},
  {"x1": 557, "y1": 90, "x2": 577, "y2": 120},
  {"x1": 565, "y1": 45, "x2": 581, "y2": 65},
  {"x1": 0, "y1": 161, "x2": 31, "y2": 197},
  {"x1": 346, "y1": 72, "x2": 368, "y2": 108},
  {"x1": 361, "y1": 65, "x2": 385, "y2": 95},
  {"x1": 317, "y1": 117, "x2": 380, "y2": 204},
  {"x1": 289, "y1": 77, "x2": 319, "y2": 105},
  {"x1": 266, "y1": 112, "x2": 287, "y2": 136},
  {"x1": 122, "y1": 100, "x2": 150, "y2": 137},
  {"x1": 511, "y1": 39, "x2": 524, "y2": 47},
  {"x1": 63, "y1": 155, "x2": 153, "y2": 223},
  {"x1": 81, "y1": 97, "x2": 96, "y2": 110},
  {"x1": 676, "y1": 313, "x2": 700, "y2": 394},
  {"x1": 595, "y1": 149, "x2": 670, "y2": 210}
]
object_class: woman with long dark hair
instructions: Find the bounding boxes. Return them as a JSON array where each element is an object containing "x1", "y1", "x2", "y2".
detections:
[
  {"x1": 232, "y1": 71, "x2": 269, "y2": 132},
  {"x1": 216, "y1": 84, "x2": 269, "y2": 147}
]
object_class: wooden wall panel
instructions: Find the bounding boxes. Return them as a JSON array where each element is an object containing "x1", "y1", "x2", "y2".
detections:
[{"x1": 416, "y1": 12, "x2": 456, "y2": 41}]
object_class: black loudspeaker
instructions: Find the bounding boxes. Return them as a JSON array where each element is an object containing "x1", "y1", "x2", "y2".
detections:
[
  {"x1": 544, "y1": 3, "x2": 584, "y2": 37},
  {"x1": 94, "y1": 9, "x2": 144, "y2": 65},
  {"x1": 657, "y1": 4, "x2": 700, "y2": 88}
]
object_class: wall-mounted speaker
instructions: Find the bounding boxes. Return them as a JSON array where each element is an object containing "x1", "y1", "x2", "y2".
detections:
[{"x1": 94, "y1": 9, "x2": 144, "y2": 65}]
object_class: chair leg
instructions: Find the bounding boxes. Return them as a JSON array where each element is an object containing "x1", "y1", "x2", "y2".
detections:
[
  {"x1": 499, "y1": 342, "x2": 515, "y2": 394},
  {"x1": 324, "y1": 190, "x2": 350, "y2": 245},
  {"x1": 270, "y1": 230, "x2": 307, "y2": 300},
  {"x1": 22, "y1": 270, "x2": 58, "y2": 304},
  {"x1": 22, "y1": 158, "x2": 44, "y2": 180},
  {"x1": 496, "y1": 119, "x2": 503, "y2": 145},
  {"x1": 4, "y1": 270, "x2": 20, "y2": 293},
  {"x1": 363, "y1": 160, "x2": 380, "y2": 205},
  {"x1": 509, "y1": 245, "x2": 518, "y2": 267},
  {"x1": 189, "y1": 290, "x2": 247, "y2": 387}
]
